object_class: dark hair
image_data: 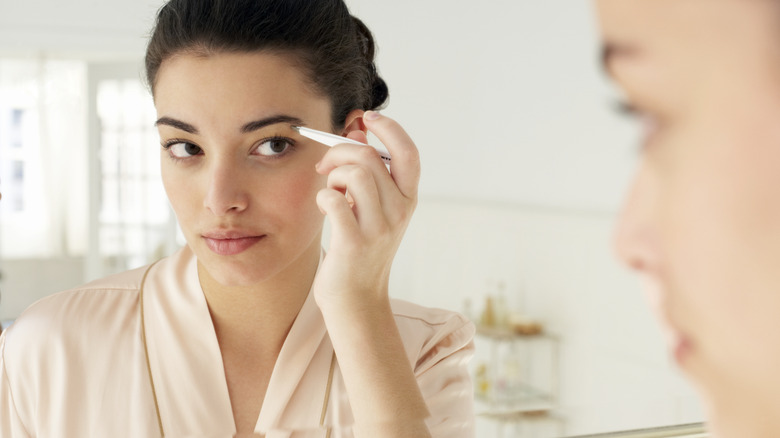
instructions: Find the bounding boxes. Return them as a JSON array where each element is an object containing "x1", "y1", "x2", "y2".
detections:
[{"x1": 145, "y1": 0, "x2": 389, "y2": 129}]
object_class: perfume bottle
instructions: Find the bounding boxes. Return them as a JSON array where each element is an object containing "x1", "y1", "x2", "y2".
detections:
[{"x1": 481, "y1": 296, "x2": 496, "y2": 327}]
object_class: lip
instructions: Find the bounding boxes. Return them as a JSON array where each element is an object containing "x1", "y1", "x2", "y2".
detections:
[
  {"x1": 639, "y1": 275, "x2": 694, "y2": 366},
  {"x1": 659, "y1": 313, "x2": 695, "y2": 366},
  {"x1": 202, "y1": 230, "x2": 265, "y2": 256},
  {"x1": 673, "y1": 335, "x2": 693, "y2": 365},
  {"x1": 654, "y1": 299, "x2": 697, "y2": 367}
]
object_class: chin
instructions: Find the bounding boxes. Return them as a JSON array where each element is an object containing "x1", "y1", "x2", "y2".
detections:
[
  {"x1": 693, "y1": 367, "x2": 780, "y2": 438},
  {"x1": 194, "y1": 251, "x2": 276, "y2": 288},
  {"x1": 704, "y1": 410, "x2": 771, "y2": 438}
]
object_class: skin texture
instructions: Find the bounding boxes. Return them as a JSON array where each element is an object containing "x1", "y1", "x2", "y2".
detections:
[
  {"x1": 597, "y1": 0, "x2": 780, "y2": 436},
  {"x1": 154, "y1": 52, "x2": 429, "y2": 437}
]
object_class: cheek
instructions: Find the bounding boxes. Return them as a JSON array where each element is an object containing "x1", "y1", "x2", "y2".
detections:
[
  {"x1": 161, "y1": 167, "x2": 192, "y2": 217},
  {"x1": 160, "y1": 163, "x2": 209, "y2": 239},
  {"x1": 262, "y1": 165, "x2": 326, "y2": 220},
  {"x1": 661, "y1": 113, "x2": 780, "y2": 358}
]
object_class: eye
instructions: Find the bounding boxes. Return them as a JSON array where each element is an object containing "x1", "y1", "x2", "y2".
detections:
[
  {"x1": 614, "y1": 101, "x2": 662, "y2": 152},
  {"x1": 255, "y1": 137, "x2": 295, "y2": 157},
  {"x1": 164, "y1": 141, "x2": 203, "y2": 158}
]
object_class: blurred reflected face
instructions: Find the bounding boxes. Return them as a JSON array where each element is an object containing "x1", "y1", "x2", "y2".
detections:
[
  {"x1": 154, "y1": 52, "x2": 333, "y2": 287},
  {"x1": 599, "y1": 0, "x2": 780, "y2": 436}
]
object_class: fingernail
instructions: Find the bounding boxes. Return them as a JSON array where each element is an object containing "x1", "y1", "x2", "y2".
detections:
[{"x1": 364, "y1": 111, "x2": 381, "y2": 121}]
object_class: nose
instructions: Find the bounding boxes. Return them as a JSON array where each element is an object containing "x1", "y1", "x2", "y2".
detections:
[
  {"x1": 613, "y1": 164, "x2": 657, "y2": 273},
  {"x1": 203, "y1": 159, "x2": 249, "y2": 216}
]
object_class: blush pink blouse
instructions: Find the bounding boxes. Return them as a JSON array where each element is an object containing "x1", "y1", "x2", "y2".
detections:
[{"x1": 0, "y1": 247, "x2": 475, "y2": 437}]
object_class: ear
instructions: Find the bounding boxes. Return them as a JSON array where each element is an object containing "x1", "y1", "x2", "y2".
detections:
[{"x1": 341, "y1": 109, "x2": 367, "y2": 136}]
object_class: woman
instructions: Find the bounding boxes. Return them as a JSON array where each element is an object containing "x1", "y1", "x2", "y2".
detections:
[
  {"x1": 0, "y1": 1, "x2": 474, "y2": 437},
  {"x1": 598, "y1": 0, "x2": 780, "y2": 436}
]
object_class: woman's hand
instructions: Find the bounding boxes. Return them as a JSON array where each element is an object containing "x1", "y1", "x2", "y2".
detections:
[
  {"x1": 311, "y1": 112, "x2": 431, "y2": 438},
  {"x1": 312, "y1": 111, "x2": 420, "y2": 312}
]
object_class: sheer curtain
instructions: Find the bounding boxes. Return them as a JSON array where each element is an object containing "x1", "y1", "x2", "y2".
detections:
[
  {"x1": 0, "y1": 58, "x2": 88, "y2": 259},
  {"x1": 90, "y1": 74, "x2": 180, "y2": 279},
  {"x1": 0, "y1": 58, "x2": 179, "y2": 319}
]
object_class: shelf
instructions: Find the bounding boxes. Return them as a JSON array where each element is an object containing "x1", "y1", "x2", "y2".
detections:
[
  {"x1": 476, "y1": 324, "x2": 554, "y2": 340},
  {"x1": 475, "y1": 382, "x2": 555, "y2": 412},
  {"x1": 478, "y1": 409, "x2": 560, "y2": 423}
]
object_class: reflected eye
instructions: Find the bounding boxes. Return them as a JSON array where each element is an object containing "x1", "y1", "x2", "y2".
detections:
[
  {"x1": 256, "y1": 137, "x2": 295, "y2": 157},
  {"x1": 615, "y1": 101, "x2": 662, "y2": 152},
  {"x1": 165, "y1": 141, "x2": 203, "y2": 158}
]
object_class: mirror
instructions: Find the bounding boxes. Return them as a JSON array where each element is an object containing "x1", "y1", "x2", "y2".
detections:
[{"x1": 0, "y1": 1, "x2": 706, "y2": 436}]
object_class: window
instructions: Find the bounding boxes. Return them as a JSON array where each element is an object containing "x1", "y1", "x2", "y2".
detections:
[
  {"x1": 0, "y1": 59, "x2": 178, "y2": 278},
  {"x1": 0, "y1": 59, "x2": 87, "y2": 258},
  {"x1": 92, "y1": 77, "x2": 179, "y2": 275}
]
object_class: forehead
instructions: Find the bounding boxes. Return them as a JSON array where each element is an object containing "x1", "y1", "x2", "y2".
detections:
[
  {"x1": 596, "y1": 0, "x2": 780, "y2": 62},
  {"x1": 596, "y1": 0, "x2": 780, "y2": 94},
  {"x1": 157, "y1": 52, "x2": 306, "y2": 97},
  {"x1": 153, "y1": 51, "x2": 330, "y2": 127}
]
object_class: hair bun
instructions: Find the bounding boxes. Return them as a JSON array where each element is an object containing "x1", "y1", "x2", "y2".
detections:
[{"x1": 352, "y1": 16, "x2": 389, "y2": 110}]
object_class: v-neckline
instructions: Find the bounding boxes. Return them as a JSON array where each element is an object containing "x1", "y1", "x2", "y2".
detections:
[{"x1": 140, "y1": 246, "x2": 333, "y2": 436}]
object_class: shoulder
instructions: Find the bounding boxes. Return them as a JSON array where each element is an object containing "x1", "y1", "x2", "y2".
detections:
[
  {"x1": 390, "y1": 299, "x2": 476, "y2": 373},
  {"x1": 5, "y1": 246, "x2": 193, "y2": 341},
  {"x1": 2, "y1": 247, "x2": 193, "y2": 362},
  {"x1": 10, "y1": 264, "x2": 147, "y2": 330},
  {"x1": 1, "y1": 264, "x2": 150, "y2": 367},
  {"x1": 391, "y1": 299, "x2": 474, "y2": 339}
]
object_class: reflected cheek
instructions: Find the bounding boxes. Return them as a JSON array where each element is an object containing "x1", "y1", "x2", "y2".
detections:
[{"x1": 614, "y1": 165, "x2": 659, "y2": 273}]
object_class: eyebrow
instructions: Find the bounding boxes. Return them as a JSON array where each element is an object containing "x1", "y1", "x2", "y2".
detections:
[
  {"x1": 154, "y1": 114, "x2": 305, "y2": 134},
  {"x1": 154, "y1": 117, "x2": 198, "y2": 134},
  {"x1": 240, "y1": 115, "x2": 305, "y2": 133}
]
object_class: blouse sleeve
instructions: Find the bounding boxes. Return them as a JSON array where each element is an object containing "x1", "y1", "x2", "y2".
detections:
[
  {"x1": 0, "y1": 330, "x2": 32, "y2": 438},
  {"x1": 412, "y1": 315, "x2": 476, "y2": 438}
]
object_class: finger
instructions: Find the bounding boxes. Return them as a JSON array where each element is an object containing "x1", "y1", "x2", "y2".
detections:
[
  {"x1": 316, "y1": 143, "x2": 390, "y2": 177},
  {"x1": 326, "y1": 165, "x2": 387, "y2": 236},
  {"x1": 362, "y1": 111, "x2": 420, "y2": 199},
  {"x1": 345, "y1": 129, "x2": 369, "y2": 145},
  {"x1": 316, "y1": 188, "x2": 361, "y2": 245},
  {"x1": 316, "y1": 145, "x2": 402, "y2": 219},
  {"x1": 316, "y1": 145, "x2": 397, "y2": 206}
]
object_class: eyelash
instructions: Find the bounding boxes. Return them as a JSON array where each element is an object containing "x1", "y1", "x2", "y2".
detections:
[
  {"x1": 614, "y1": 100, "x2": 640, "y2": 117},
  {"x1": 613, "y1": 100, "x2": 660, "y2": 152},
  {"x1": 161, "y1": 138, "x2": 192, "y2": 149},
  {"x1": 160, "y1": 135, "x2": 298, "y2": 161},
  {"x1": 161, "y1": 138, "x2": 199, "y2": 162}
]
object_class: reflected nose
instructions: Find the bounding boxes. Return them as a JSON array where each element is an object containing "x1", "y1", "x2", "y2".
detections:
[
  {"x1": 613, "y1": 165, "x2": 657, "y2": 273},
  {"x1": 203, "y1": 160, "x2": 249, "y2": 216}
]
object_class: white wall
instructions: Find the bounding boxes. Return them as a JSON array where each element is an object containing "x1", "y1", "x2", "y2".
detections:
[
  {"x1": 0, "y1": 0, "x2": 162, "y2": 59},
  {"x1": 0, "y1": 257, "x2": 84, "y2": 319},
  {"x1": 392, "y1": 198, "x2": 703, "y2": 435},
  {"x1": 348, "y1": 0, "x2": 637, "y2": 210},
  {"x1": 0, "y1": 1, "x2": 704, "y2": 436}
]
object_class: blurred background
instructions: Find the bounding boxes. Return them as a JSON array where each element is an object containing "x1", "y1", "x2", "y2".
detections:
[{"x1": 0, "y1": 0, "x2": 704, "y2": 436}]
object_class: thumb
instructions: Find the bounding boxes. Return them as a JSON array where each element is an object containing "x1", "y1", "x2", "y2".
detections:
[{"x1": 345, "y1": 129, "x2": 369, "y2": 145}]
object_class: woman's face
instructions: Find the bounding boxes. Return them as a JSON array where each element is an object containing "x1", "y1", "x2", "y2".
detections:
[
  {"x1": 154, "y1": 52, "x2": 334, "y2": 287},
  {"x1": 599, "y1": 0, "x2": 780, "y2": 435}
]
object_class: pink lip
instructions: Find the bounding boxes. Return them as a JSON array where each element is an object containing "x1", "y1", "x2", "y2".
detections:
[
  {"x1": 202, "y1": 231, "x2": 265, "y2": 256},
  {"x1": 673, "y1": 336, "x2": 693, "y2": 365}
]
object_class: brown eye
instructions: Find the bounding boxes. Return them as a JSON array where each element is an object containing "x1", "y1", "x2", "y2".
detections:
[
  {"x1": 167, "y1": 142, "x2": 203, "y2": 158},
  {"x1": 256, "y1": 137, "x2": 294, "y2": 157},
  {"x1": 614, "y1": 101, "x2": 662, "y2": 152}
]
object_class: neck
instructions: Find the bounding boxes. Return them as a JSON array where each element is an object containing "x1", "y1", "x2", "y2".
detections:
[{"x1": 198, "y1": 242, "x2": 322, "y2": 359}]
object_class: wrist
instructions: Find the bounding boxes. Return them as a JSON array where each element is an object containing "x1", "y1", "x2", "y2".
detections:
[
  {"x1": 317, "y1": 296, "x2": 393, "y2": 331},
  {"x1": 314, "y1": 284, "x2": 391, "y2": 316}
]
